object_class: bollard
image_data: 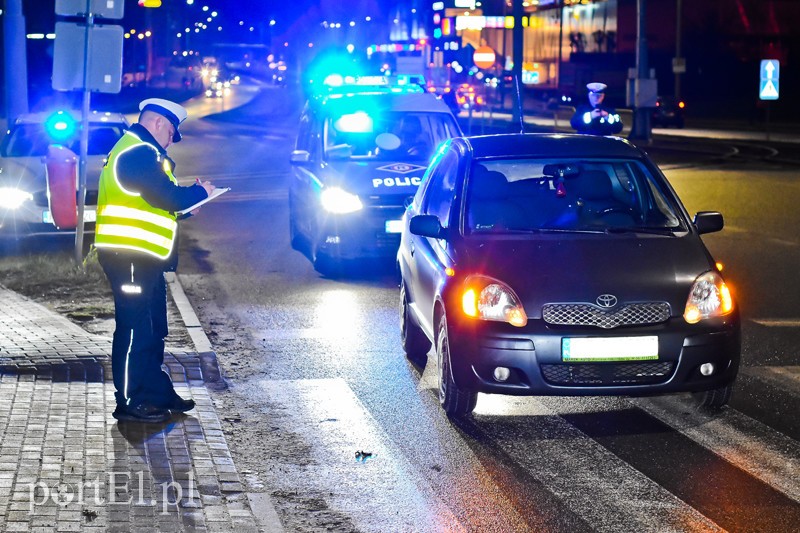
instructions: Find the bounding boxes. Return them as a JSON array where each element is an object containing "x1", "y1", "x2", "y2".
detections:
[{"x1": 44, "y1": 144, "x2": 79, "y2": 229}]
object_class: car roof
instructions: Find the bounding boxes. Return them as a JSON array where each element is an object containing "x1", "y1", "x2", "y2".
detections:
[
  {"x1": 312, "y1": 91, "x2": 453, "y2": 115},
  {"x1": 461, "y1": 133, "x2": 645, "y2": 160},
  {"x1": 13, "y1": 111, "x2": 129, "y2": 125}
]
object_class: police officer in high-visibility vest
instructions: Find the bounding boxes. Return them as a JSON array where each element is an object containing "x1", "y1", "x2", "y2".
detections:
[
  {"x1": 96, "y1": 98, "x2": 215, "y2": 423},
  {"x1": 570, "y1": 82, "x2": 624, "y2": 136}
]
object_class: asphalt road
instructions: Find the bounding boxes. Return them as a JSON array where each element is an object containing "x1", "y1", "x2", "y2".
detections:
[{"x1": 172, "y1": 81, "x2": 800, "y2": 532}]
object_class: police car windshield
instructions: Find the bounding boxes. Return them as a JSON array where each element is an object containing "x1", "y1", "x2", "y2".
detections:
[{"x1": 324, "y1": 112, "x2": 457, "y2": 162}]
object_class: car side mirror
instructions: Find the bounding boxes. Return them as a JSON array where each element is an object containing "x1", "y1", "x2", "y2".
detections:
[
  {"x1": 410, "y1": 214, "x2": 444, "y2": 239},
  {"x1": 693, "y1": 211, "x2": 724, "y2": 234},
  {"x1": 290, "y1": 150, "x2": 310, "y2": 165}
]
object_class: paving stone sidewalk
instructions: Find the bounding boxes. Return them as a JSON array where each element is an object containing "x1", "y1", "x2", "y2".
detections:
[{"x1": 0, "y1": 285, "x2": 260, "y2": 532}]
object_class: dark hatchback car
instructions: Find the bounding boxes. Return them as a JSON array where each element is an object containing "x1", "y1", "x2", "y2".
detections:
[{"x1": 398, "y1": 134, "x2": 740, "y2": 418}]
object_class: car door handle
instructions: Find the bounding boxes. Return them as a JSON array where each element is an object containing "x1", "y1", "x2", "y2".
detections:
[{"x1": 410, "y1": 241, "x2": 415, "y2": 256}]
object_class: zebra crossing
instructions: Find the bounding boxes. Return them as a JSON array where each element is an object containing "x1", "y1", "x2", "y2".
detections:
[{"x1": 255, "y1": 368, "x2": 800, "y2": 532}]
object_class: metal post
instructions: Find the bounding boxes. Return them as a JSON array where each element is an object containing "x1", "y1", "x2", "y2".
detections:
[
  {"x1": 630, "y1": 0, "x2": 651, "y2": 142},
  {"x1": 514, "y1": 75, "x2": 524, "y2": 133},
  {"x1": 75, "y1": 0, "x2": 93, "y2": 263},
  {"x1": 675, "y1": 0, "x2": 682, "y2": 100},
  {"x1": 511, "y1": 0, "x2": 524, "y2": 129},
  {"x1": 557, "y1": 0, "x2": 564, "y2": 92},
  {"x1": 3, "y1": 0, "x2": 29, "y2": 121}
]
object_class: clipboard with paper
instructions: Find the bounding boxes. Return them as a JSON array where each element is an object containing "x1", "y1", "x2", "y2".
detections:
[{"x1": 176, "y1": 187, "x2": 230, "y2": 215}]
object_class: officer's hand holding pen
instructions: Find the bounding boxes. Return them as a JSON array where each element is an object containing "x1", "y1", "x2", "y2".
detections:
[{"x1": 196, "y1": 178, "x2": 216, "y2": 196}]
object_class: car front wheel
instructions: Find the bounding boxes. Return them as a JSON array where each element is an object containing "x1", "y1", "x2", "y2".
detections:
[
  {"x1": 693, "y1": 382, "x2": 733, "y2": 410},
  {"x1": 436, "y1": 312, "x2": 477, "y2": 418},
  {"x1": 400, "y1": 283, "x2": 431, "y2": 365}
]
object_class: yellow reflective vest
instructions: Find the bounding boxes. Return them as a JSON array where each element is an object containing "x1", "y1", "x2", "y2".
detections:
[{"x1": 95, "y1": 131, "x2": 178, "y2": 260}]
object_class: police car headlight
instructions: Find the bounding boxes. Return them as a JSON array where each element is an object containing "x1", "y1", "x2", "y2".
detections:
[
  {"x1": 0, "y1": 187, "x2": 33, "y2": 209},
  {"x1": 320, "y1": 187, "x2": 363, "y2": 214}
]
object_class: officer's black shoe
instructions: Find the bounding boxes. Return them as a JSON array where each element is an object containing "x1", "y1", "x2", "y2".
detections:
[
  {"x1": 113, "y1": 402, "x2": 172, "y2": 423},
  {"x1": 163, "y1": 396, "x2": 195, "y2": 413}
]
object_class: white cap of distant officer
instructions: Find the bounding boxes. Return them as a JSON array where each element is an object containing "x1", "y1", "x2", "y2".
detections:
[
  {"x1": 138, "y1": 98, "x2": 188, "y2": 148},
  {"x1": 587, "y1": 82, "x2": 607, "y2": 94}
]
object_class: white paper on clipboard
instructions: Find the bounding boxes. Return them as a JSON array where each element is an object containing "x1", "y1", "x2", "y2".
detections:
[{"x1": 176, "y1": 187, "x2": 230, "y2": 215}]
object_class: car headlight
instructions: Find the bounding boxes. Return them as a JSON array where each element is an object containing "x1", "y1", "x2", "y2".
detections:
[
  {"x1": 461, "y1": 275, "x2": 528, "y2": 327},
  {"x1": 320, "y1": 187, "x2": 363, "y2": 214},
  {"x1": 0, "y1": 187, "x2": 33, "y2": 209},
  {"x1": 683, "y1": 270, "x2": 734, "y2": 324}
]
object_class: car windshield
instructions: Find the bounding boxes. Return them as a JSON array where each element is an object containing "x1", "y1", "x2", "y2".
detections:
[
  {"x1": 1, "y1": 123, "x2": 126, "y2": 157},
  {"x1": 324, "y1": 111, "x2": 458, "y2": 162},
  {"x1": 466, "y1": 158, "x2": 685, "y2": 234}
]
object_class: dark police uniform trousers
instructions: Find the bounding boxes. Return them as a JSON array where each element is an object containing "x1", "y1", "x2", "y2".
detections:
[{"x1": 99, "y1": 249, "x2": 179, "y2": 408}]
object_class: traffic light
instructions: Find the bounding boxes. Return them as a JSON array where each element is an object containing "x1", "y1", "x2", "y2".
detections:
[
  {"x1": 44, "y1": 111, "x2": 78, "y2": 142},
  {"x1": 138, "y1": 0, "x2": 162, "y2": 7}
]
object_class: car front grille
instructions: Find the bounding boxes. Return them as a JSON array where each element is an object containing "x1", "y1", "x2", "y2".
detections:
[
  {"x1": 542, "y1": 302, "x2": 670, "y2": 329},
  {"x1": 541, "y1": 361, "x2": 674, "y2": 386}
]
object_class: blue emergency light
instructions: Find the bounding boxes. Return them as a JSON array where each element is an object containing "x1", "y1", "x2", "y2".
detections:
[{"x1": 44, "y1": 111, "x2": 78, "y2": 142}]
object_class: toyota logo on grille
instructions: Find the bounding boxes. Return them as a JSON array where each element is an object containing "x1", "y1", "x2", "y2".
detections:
[{"x1": 596, "y1": 294, "x2": 618, "y2": 308}]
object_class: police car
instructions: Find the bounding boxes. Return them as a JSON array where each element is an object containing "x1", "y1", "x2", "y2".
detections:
[
  {"x1": 289, "y1": 76, "x2": 462, "y2": 275},
  {"x1": 0, "y1": 110, "x2": 129, "y2": 240}
]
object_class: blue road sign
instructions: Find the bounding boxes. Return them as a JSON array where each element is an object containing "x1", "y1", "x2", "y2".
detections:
[{"x1": 760, "y1": 59, "x2": 780, "y2": 101}]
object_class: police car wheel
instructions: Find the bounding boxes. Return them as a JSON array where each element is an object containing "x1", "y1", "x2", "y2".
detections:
[{"x1": 400, "y1": 283, "x2": 431, "y2": 365}]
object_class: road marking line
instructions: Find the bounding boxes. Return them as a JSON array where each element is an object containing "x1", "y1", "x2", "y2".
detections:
[
  {"x1": 752, "y1": 319, "x2": 800, "y2": 327},
  {"x1": 742, "y1": 366, "x2": 800, "y2": 395},
  {"x1": 256, "y1": 379, "x2": 465, "y2": 533},
  {"x1": 474, "y1": 396, "x2": 724, "y2": 532},
  {"x1": 634, "y1": 395, "x2": 800, "y2": 503}
]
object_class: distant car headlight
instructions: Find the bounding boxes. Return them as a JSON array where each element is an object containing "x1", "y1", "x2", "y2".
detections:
[
  {"x1": 0, "y1": 187, "x2": 33, "y2": 209},
  {"x1": 320, "y1": 187, "x2": 363, "y2": 214},
  {"x1": 461, "y1": 275, "x2": 528, "y2": 327},
  {"x1": 683, "y1": 270, "x2": 734, "y2": 324}
]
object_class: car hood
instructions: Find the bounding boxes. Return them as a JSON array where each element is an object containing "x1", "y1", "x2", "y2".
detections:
[
  {"x1": 460, "y1": 234, "x2": 714, "y2": 318},
  {"x1": 320, "y1": 160, "x2": 428, "y2": 197},
  {"x1": 0, "y1": 155, "x2": 105, "y2": 193}
]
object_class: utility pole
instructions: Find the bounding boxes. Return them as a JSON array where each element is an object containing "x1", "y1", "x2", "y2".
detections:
[
  {"x1": 511, "y1": 0, "x2": 524, "y2": 129},
  {"x1": 629, "y1": 0, "x2": 655, "y2": 142},
  {"x1": 557, "y1": 0, "x2": 564, "y2": 92},
  {"x1": 3, "y1": 0, "x2": 29, "y2": 121},
  {"x1": 674, "y1": 0, "x2": 683, "y2": 99}
]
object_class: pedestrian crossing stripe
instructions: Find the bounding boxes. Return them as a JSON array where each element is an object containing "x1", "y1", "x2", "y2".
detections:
[{"x1": 760, "y1": 79, "x2": 779, "y2": 100}]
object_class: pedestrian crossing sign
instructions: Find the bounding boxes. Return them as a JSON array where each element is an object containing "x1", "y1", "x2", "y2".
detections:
[{"x1": 760, "y1": 59, "x2": 780, "y2": 100}]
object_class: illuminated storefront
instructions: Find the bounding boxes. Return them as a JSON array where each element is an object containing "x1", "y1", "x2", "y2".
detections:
[{"x1": 444, "y1": 0, "x2": 618, "y2": 88}]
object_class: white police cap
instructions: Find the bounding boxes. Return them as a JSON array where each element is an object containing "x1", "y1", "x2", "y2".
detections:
[
  {"x1": 139, "y1": 98, "x2": 188, "y2": 142},
  {"x1": 586, "y1": 82, "x2": 607, "y2": 94}
]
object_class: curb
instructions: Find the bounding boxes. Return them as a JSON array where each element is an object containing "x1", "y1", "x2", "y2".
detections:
[{"x1": 164, "y1": 272, "x2": 285, "y2": 533}]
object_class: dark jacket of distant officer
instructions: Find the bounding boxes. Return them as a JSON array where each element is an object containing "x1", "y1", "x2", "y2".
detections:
[
  {"x1": 570, "y1": 82, "x2": 623, "y2": 136},
  {"x1": 95, "y1": 98, "x2": 215, "y2": 423}
]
